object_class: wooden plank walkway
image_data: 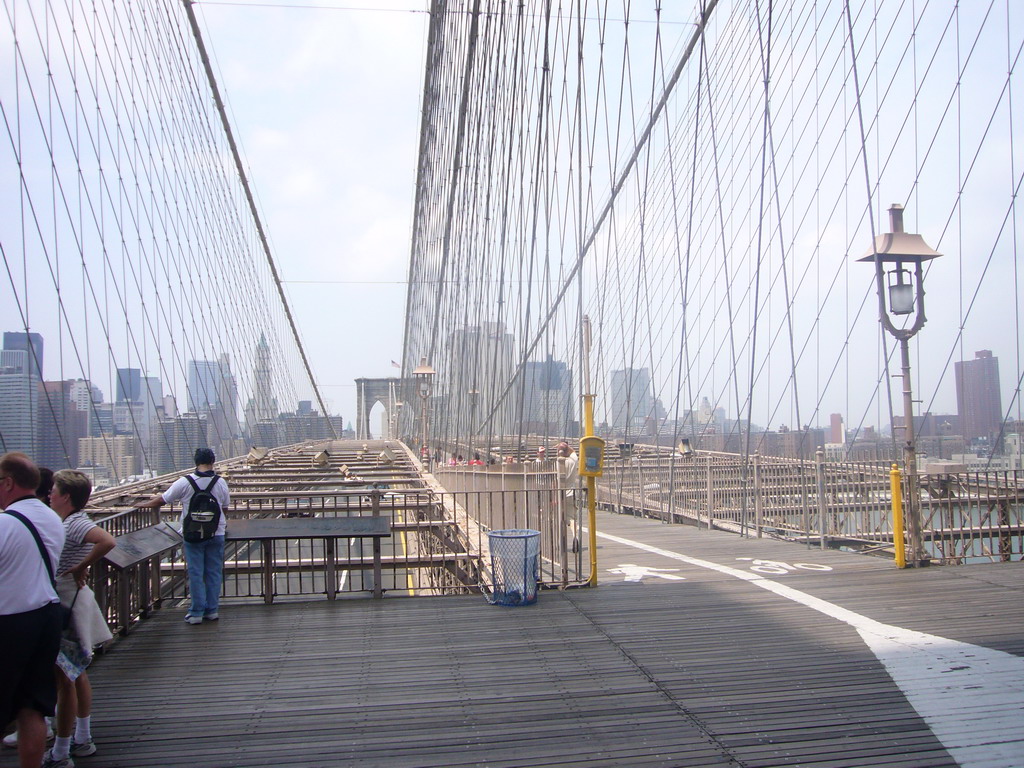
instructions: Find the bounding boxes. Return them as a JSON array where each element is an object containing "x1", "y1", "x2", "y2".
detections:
[{"x1": 4, "y1": 509, "x2": 1022, "y2": 768}]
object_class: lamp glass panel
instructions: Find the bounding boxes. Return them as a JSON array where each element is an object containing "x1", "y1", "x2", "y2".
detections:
[{"x1": 888, "y1": 281, "x2": 915, "y2": 315}]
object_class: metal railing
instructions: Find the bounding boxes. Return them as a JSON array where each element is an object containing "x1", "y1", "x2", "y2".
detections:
[
  {"x1": 84, "y1": 452, "x2": 1021, "y2": 637},
  {"x1": 921, "y1": 470, "x2": 1024, "y2": 563},
  {"x1": 90, "y1": 486, "x2": 585, "y2": 634},
  {"x1": 86, "y1": 507, "x2": 173, "y2": 635},
  {"x1": 595, "y1": 449, "x2": 1024, "y2": 563}
]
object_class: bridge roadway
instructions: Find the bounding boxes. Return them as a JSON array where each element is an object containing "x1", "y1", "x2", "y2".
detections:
[{"x1": 5, "y1": 510, "x2": 1021, "y2": 768}]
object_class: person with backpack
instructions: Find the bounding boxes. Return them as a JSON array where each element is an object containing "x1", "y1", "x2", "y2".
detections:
[{"x1": 138, "y1": 448, "x2": 230, "y2": 624}]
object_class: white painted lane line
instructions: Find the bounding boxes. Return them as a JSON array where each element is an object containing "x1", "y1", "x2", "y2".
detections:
[{"x1": 593, "y1": 529, "x2": 1024, "y2": 767}]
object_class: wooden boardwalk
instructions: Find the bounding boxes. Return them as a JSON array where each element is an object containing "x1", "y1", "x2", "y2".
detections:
[{"x1": 4, "y1": 510, "x2": 1022, "y2": 768}]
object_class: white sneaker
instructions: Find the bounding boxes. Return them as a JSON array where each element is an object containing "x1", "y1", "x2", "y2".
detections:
[
  {"x1": 70, "y1": 739, "x2": 97, "y2": 757},
  {"x1": 2, "y1": 720, "x2": 54, "y2": 747}
]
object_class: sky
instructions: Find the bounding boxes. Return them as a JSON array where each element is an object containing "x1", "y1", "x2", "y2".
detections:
[{"x1": 194, "y1": 0, "x2": 431, "y2": 424}]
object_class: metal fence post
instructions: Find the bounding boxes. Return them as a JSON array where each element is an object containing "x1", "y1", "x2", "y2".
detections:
[
  {"x1": 325, "y1": 538, "x2": 337, "y2": 600},
  {"x1": 753, "y1": 451, "x2": 763, "y2": 538},
  {"x1": 800, "y1": 459, "x2": 811, "y2": 549},
  {"x1": 705, "y1": 455, "x2": 714, "y2": 529},
  {"x1": 815, "y1": 448, "x2": 827, "y2": 550}
]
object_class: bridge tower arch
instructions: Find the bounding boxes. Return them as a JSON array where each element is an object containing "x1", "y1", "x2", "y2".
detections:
[{"x1": 355, "y1": 378, "x2": 404, "y2": 440}]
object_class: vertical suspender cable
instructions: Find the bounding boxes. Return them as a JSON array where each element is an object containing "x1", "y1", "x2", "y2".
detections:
[
  {"x1": 181, "y1": 0, "x2": 335, "y2": 437},
  {"x1": 477, "y1": 0, "x2": 722, "y2": 431},
  {"x1": 843, "y1": 0, "x2": 897, "y2": 457}
]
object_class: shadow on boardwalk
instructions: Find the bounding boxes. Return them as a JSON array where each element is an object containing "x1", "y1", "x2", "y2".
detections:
[{"x1": 4, "y1": 510, "x2": 1022, "y2": 768}]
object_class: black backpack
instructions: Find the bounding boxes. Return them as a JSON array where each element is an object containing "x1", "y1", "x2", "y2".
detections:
[{"x1": 182, "y1": 474, "x2": 222, "y2": 543}]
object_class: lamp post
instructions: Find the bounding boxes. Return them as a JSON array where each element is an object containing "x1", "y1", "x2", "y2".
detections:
[
  {"x1": 412, "y1": 357, "x2": 435, "y2": 469},
  {"x1": 858, "y1": 203, "x2": 941, "y2": 567},
  {"x1": 390, "y1": 401, "x2": 403, "y2": 440}
]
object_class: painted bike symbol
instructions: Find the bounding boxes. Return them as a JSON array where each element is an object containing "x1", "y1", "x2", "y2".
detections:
[
  {"x1": 607, "y1": 564, "x2": 686, "y2": 583},
  {"x1": 735, "y1": 558, "x2": 833, "y2": 575}
]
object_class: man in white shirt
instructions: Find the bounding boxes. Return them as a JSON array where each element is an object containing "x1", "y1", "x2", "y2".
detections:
[
  {"x1": 0, "y1": 452, "x2": 65, "y2": 768},
  {"x1": 555, "y1": 442, "x2": 579, "y2": 485},
  {"x1": 138, "y1": 448, "x2": 230, "y2": 624},
  {"x1": 555, "y1": 442, "x2": 581, "y2": 553}
]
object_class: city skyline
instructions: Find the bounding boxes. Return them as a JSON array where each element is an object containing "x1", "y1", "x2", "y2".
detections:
[
  {"x1": 0, "y1": 329, "x2": 344, "y2": 486},
  {"x1": 7, "y1": 321, "x2": 1019, "y2": 454}
]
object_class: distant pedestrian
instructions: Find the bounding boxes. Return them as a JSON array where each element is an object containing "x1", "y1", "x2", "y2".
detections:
[
  {"x1": 138, "y1": 448, "x2": 229, "y2": 624},
  {"x1": 35, "y1": 467, "x2": 54, "y2": 504},
  {"x1": 556, "y1": 442, "x2": 581, "y2": 553},
  {"x1": 0, "y1": 452, "x2": 65, "y2": 768},
  {"x1": 43, "y1": 470, "x2": 115, "y2": 768},
  {"x1": 555, "y1": 442, "x2": 578, "y2": 483}
]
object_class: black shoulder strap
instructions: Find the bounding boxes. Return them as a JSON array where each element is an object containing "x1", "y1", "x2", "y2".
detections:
[
  {"x1": 185, "y1": 474, "x2": 218, "y2": 493},
  {"x1": 5, "y1": 509, "x2": 57, "y2": 588}
]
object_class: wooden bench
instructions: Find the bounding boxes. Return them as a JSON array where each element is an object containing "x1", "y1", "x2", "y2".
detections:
[
  {"x1": 101, "y1": 522, "x2": 182, "y2": 635},
  {"x1": 226, "y1": 516, "x2": 392, "y2": 601}
]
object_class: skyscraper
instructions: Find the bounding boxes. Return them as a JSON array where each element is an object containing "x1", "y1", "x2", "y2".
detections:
[
  {"x1": 3, "y1": 332, "x2": 43, "y2": 379},
  {"x1": 148, "y1": 413, "x2": 207, "y2": 474},
  {"x1": 69, "y1": 379, "x2": 102, "y2": 413},
  {"x1": 610, "y1": 368, "x2": 654, "y2": 434},
  {"x1": 215, "y1": 354, "x2": 240, "y2": 438},
  {"x1": 955, "y1": 350, "x2": 1003, "y2": 443},
  {"x1": 139, "y1": 376, "x2": 164, "y2": 443},
  {"x1": 39, "y1": 379, "x2": 88, "y2": 469},
  {"x1": 188, "y1": 360, "x2": 222, "y2": 412},
  {"x1": 829, "y1": 413, "x2": 845, "y2": 444},
  {"x1": 521, "y1": 355, "x2": 573, "y2": 434},
  {"x1": 250, "y1": 334, "x2": 276, "y2": 422},
  {"x1": 0, "y1": 347, "x2": 39, "y2": 456},
  {"x1": 445, "y1": 322, "x2": 516, "y2": 436},
  {"x1": 115, "y1": 368, "x2": 142, "y2": 403},
  {"x1": 189, "y1": 355, "x2": 240, "y2": 453}
]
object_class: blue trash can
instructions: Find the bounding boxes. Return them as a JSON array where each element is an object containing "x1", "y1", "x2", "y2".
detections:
[{"x1": 486, "y1": 529, "x2": 541, "y2": 606}]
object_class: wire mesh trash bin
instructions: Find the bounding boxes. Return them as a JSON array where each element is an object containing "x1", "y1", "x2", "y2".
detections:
[{"x1": 486, "y1": 529, "x2": 541, "y2": 606}]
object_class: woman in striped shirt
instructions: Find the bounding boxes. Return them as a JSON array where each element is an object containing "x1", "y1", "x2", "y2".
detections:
[{"x1": 41, "y1": 470, "x2": 116, "y2": 768}]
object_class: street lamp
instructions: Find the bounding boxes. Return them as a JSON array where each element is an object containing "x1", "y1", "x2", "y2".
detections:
[
  {"x1": 858, "y1": 203, "x2": 941, "y2": 567},
  {"x1": 412, "y1": 357, "x2": 435, "y2": 468}
]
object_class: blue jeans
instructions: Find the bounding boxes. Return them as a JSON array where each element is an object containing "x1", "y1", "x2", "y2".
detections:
[{"x1": 183, "y1": 535, "x2": 224, "y2": 617}]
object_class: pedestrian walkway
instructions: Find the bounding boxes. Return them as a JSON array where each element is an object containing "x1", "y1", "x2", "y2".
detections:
[{"x1": 4, "y1": 509, "x2": 1021, "y2": 767}]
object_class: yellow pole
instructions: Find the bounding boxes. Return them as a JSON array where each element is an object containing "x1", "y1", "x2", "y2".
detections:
[
  {"x1": 584, "y1": 394, "x2": 598, "y2": 587},
  {"x1": 890, "y1": 463, "x2": 906, "y2": 569}
]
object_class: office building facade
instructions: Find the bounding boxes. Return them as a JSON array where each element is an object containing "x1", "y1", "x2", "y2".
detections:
[{"x1": 955, "y1": 350, "x2": 1003, "y2": 444}]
